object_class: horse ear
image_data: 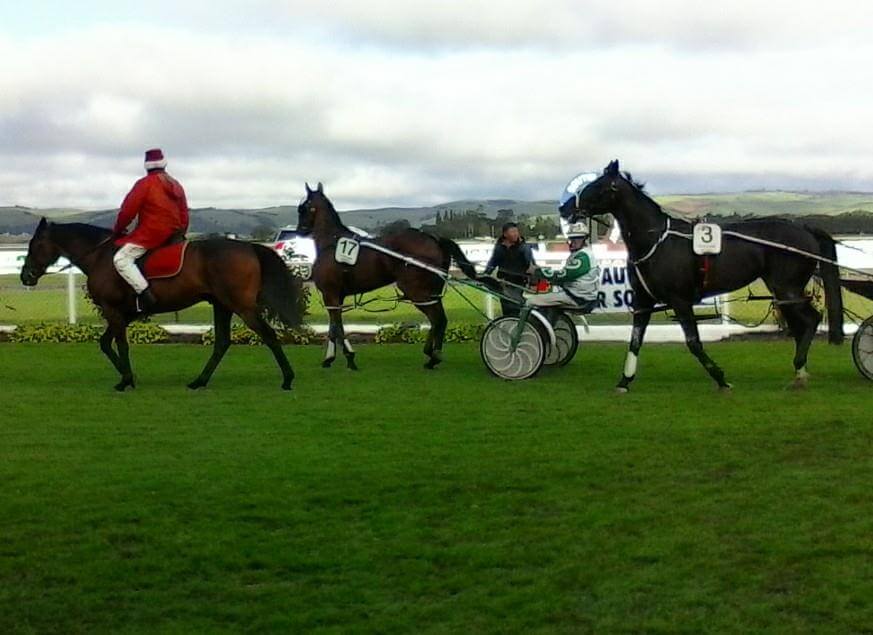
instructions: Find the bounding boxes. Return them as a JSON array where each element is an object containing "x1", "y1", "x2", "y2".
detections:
[
  {"x1": 305, "y1": 182, "x2": 312, "y2": 194},
  {"x1": 605, "y1": 160, "x2": 619, "y2": 176},
  {"x1": 36, "y1": 217, "x2": 47, "y2": 231},
  {"x1": 316, "y1": 182, "x2": 323, "y2": 193}
]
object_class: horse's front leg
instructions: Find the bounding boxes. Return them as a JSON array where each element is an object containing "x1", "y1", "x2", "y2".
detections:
[
  {"x1": 673, "y1": 301, "x2": 731, "y2": 391},
  {"x1": 616, "y1": 307, "x2": 652, "y2": 393}
]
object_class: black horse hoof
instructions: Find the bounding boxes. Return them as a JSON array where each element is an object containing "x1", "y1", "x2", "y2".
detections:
[
  {"x1": 322, "y1": 359, "x2": 335, "y2": 368},
  {"x1": 281, "y1": 382, "x2": 293, "y2": 391},
  {"x1": 187, "y1": 380, "x2": 207, "y2": 390},
  {"x1": 114, "y1": 380, "x2": 134, "y2": 392},
  {"x1": 347, "y1": 361, "x2": 359, "y2": 371}
]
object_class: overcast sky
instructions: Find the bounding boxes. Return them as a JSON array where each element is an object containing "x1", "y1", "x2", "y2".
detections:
[{"x1": 2, "y1": 1, "x2": 873, "y2": 210}]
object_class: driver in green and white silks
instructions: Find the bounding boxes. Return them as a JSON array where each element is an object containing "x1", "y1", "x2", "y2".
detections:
[{"x1": 527, "y1": 222, "x2": 600, "y2": 312}]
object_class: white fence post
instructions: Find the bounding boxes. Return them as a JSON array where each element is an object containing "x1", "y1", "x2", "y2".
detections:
[{"x1": 67, "y1": 269, "x2": 77, "y2": 324}]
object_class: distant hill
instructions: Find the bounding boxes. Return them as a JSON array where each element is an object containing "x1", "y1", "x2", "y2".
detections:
[
  {"x1": 659, "y1": 191, "x2": 873, "y2": 218},
  {"x1": 4, "y1": 191, "x2": 873, "y2": 238}
]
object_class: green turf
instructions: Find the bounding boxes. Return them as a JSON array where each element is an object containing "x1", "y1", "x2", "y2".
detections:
[
  {"x1": 3, "y1": 274, "x2": 870, "y2": 331},
  {"x1": 2, "y1": 341, "x2": 873, "y2": 632}
]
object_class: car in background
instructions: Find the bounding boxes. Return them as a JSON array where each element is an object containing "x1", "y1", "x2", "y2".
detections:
[{"x1": 272, "y1": 225, "x2": 369, "y2": 280}]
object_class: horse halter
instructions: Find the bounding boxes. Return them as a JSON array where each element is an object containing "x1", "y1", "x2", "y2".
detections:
[{"x1": 573, "y1": 178, "x2": 619, "y2": 220}]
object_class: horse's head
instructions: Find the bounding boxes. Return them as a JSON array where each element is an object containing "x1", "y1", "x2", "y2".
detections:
[
  {"x1": 559, "y1": 159, "x2": 631, "y2": 223},
  {"x1": 296, "y1": 182, "x2": 328, "y2": 237},
  {"x1": 20, "y1": 218, "x2": 61, "y2": 286}
]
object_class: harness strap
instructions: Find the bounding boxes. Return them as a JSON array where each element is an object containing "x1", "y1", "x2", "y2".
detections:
[
  {"x1": 632, "y1": 218, "x2": 690, "y2": 265},
  {"x1": 633, "y1": 263, "x2": 658, "y2": 301}
]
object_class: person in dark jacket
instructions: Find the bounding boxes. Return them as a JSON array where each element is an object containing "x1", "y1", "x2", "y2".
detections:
[{"x1": 483, "y1": 222, "x2": 536, "y2": 316}]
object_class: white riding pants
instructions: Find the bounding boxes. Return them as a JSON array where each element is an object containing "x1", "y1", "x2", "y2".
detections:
[
  {"x1": 113, "y1": 243, "x2": 149, "y2": 293},
  {"x1": 525, "y1": 290, "x2": 585, "y2": 309}
]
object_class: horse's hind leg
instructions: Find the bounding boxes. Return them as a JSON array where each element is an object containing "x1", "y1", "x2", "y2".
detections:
[
  {"x1": 417, "y1": 301, "x2": 447, "y2": 369},
  {"x1": 188, "y1": 303, "x2": 232, "y2": 389},
  {"x1": 778, "y1": 298, "x2": 821, "y2": 389},
  {"x1": 674, "y1": 302, "x2": 731, "y2": 390},
  {"x1": 104, "y1": 311, "x2": 135, "y2": 391},
  {"x1": 99, "y1": 326, "x2": 122, "y2": 373},
  {"x1": 241, "y1": 311, "x2": 295, "y2": 390}
]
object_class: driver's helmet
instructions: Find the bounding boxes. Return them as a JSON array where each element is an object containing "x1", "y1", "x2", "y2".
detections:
[
  {"x1": 562, "y1": 221, "x2": 590, "y2": 240},
  {"x1": 558, "y1": 172, "x2": 598, "y2": 210}
]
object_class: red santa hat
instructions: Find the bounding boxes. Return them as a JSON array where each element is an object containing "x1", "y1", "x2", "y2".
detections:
[{"x1": 144, "y1": 148, "x2": 167, "y2": 171}]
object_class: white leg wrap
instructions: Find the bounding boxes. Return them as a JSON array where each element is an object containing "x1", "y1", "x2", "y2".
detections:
[
  {"x1": 796, "y1": 366, "x2": 809, "y2": 380},
  {"x1": 113, "y1": 243, "x2": 149, "y2": 293},
  {"x1": 623, "y1": 352, "x2": 638, "y2": 378},
  {"x1": 325, "y1": 340, "x2": 336, "y2": 360},
  {"x1": 343, "y1": 339, "x2": 355, "y2": 354}
]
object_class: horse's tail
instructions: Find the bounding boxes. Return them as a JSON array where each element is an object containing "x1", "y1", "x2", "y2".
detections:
[
  {"x1": 436, "y1": 237, "x2": 477, "y2": 278},
  {"x1": 253, "y1": 243, "x2": 304, "y2": 328},
  {"x1": 808, "y1": 226, "x2": 844, "y2": 344},
  {"x1": 436, "y1": 237, "x2": 503, "y2": 292}
]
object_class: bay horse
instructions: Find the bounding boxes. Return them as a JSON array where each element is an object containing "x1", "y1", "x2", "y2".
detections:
[
  {"x1": 20, "y1": 219, "x2": 303, "y2": 391},
  {"x1": 560, "y1": 160, "x2": 843, "y2": 392},
  {"x1": 296, "y1": 183, "x2": 496, "y2": 369}
]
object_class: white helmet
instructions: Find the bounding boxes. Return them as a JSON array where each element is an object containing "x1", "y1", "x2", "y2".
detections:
[
  {"x1": 558, "y1": 171, "x2": 598, "y2": 210},
  {"x1": 562, "y1": 221, "x2": 589, "y2": 239}
]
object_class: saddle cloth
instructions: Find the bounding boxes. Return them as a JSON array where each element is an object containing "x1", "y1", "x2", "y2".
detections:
[{"x1": 138, "y1": 241, "x2": 189, "y2": 280}]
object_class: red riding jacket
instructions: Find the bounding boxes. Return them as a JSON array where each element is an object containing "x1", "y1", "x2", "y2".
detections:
[{"x1": 114, "y1": 170, "x2": 189, "y2": 248}]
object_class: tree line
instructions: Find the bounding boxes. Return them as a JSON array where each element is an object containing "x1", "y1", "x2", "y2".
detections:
[{"x1": 379, "y1": 206, "x2": 563, "y2": 239}]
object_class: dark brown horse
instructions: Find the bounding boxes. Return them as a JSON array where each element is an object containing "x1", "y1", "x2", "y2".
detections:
[
  {"x1": 20, "y1": 219, "x2": 303, "y2": 391},
  {"x1": 296, "y1": 183, "x2": 494, "y2": 369}
]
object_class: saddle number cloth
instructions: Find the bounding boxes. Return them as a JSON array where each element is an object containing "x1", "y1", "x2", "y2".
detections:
[
  {"x1": 335, "y1": 237, "x2": 360, "y2": 265},
  {"x1": 693, "y1": 223, "x2": 722, "y2": 255}
]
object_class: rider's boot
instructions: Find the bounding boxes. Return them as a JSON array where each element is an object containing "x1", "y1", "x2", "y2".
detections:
[{"x1": 136, "y1": 287, "x2": 157, "y2": 313}]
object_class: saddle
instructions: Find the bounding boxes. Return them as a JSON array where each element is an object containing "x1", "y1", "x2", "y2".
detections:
[{"x1": 135, "y1": 232, "x2": 189, "y2": 280}]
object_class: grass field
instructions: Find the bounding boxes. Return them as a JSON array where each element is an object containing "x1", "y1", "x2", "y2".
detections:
[
  {"x1": 2, "y1": 273, "x2": 871, "y2": 330},
  {"x1": 2, "y1": 341, "x2": 873, "y2": 632}
]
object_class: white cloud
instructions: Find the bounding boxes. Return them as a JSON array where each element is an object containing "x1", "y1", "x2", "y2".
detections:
[{"x1": 2, "y1": 2, "x2": 873, "y2": 210}]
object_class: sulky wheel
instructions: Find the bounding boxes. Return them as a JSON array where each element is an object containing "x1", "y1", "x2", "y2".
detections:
[
  {"x1": 852, "y1": 315, "x2": 873, "y2": 381},
  {"x1": 543, "y1": 312, "x2": 579, "y2": 367},
  {"x1": 480, "y1": 316, "x2": 545, "y2": 380}
]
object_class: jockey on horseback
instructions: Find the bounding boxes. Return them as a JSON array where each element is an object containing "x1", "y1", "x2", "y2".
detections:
[{"x1": 113, "y1": 148, "x2": 189, "y2": 312}]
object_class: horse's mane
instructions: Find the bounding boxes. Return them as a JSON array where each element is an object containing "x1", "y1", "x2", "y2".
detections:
[
  {"x1": 49, "y1": 223, "x2": 112, "y2": 244},
  {"x1": 619, "y1": 172, "x2": 694, "y2": 226},
  {"x1": 313, "y1": 192, "x2": 348, "y2": 229},
  {"x1": 51, "y1": 222, "x2": 113, "y2": 241},
  {"x1": 623, "y1": 171, "x2": 646, "y2": 190}
]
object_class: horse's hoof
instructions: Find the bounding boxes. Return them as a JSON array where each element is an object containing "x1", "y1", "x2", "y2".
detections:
[
  {"x1": 281, "y1": 382, "x2": 293, "y2": 391},
  {"x1": 347, "y1": 360, "x2": 359, "y2": 371},
  {"x1": 321, "y1": 359, "x2": 334, "y2": 369},
  {"x1": 614, "y1": 386, "x2": 629, "y2": 395},
  {"x1": 719, "y1": 383, "x2": 733, "y2": 393},
  {"x1": 187, "y1": 380, "x2": 206, "y2": 390},
  {"x1": 114, "y1": 381, "x2": 133, "y2": 392}
]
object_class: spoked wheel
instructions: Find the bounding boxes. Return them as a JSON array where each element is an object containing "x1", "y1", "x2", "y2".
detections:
[
  {"x1": 544, "y1": 312, "x2": 579, "y2": 367},
  {"x1": 853, "y1": 316, "x2": 873, "y2": 381},
  {"x1": 480, "y1": 316, "x2": 545, "y2": 380}
]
